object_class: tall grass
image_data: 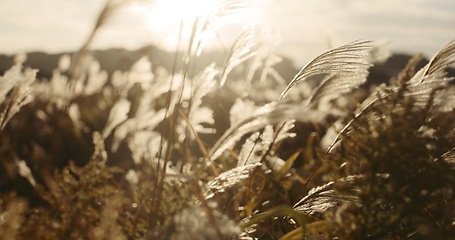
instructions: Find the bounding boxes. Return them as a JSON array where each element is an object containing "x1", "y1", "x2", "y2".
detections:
[{"x1": 1, "y1": 0, "x2": 454, "y2": 239}]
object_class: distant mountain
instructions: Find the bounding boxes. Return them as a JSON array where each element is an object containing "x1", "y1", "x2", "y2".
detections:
[
  {"x1": 0, "y1": 45, "x2": 298, "y2": 82},
  {"x1": 368, "y1": 53, "x2": 455, "y2": 85},
  {"x1": 0, "y1": 46, "x2": 453, "y2": 85}
]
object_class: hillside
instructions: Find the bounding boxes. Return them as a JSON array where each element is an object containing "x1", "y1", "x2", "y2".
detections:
[{"x1": 1, "y1": 46, "x2": 453, "y2": 85}]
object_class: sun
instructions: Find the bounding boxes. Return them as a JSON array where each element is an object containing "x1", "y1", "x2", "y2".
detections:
[
  {"x1": 154, "y1": 0, "x2": 219, "y2": 22},
  {"x1": 128, "y1": 0, "x2": 258, "y2": 52},
  {"x1": 136, "y1": 0, "x2": 221, "y2": 31}
]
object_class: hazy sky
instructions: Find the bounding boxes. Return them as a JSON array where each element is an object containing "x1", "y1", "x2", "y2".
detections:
[{"x1": 1, "y1": 0, "x2": 454, "y2": 65}]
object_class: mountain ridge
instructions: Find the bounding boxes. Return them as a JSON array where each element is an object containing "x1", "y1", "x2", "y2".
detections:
[{"x1": 0, "y1": 45, "x2": 453, "y2": 86}]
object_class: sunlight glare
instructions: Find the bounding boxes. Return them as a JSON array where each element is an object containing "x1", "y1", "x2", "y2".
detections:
[
  {"x1": 138, "y1": 0, "x2": 223, "y2": 32},
  {"x1": 128, "y1": 0, "x2": 258, "y2": 51},
  {"x1": 155, "y1": 0, "x2": 219, "y2": 21}
]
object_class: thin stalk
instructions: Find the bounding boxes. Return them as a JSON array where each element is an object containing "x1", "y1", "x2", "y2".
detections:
[
  {"x1": 152, "y1": 20, "x2": 184, "y2": 226},
  {"x1": 240, "y1": 205, "x2": 306, "y2": 234},
  {"x1": 177, "y1": 107, "x2": 219, "y2": 175}
]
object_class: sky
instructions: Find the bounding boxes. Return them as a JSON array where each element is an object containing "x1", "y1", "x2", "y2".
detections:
[{"x1": 1, "y1": 0, "x2": 454, "y2": 65}]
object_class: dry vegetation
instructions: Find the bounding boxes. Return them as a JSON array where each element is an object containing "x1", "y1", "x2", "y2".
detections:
[{"x1": 1, "y1": 0, "x2": 455, "y2": 239}]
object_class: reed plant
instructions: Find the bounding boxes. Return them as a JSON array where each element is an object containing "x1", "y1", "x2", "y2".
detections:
[{"x1": 1, "y1": 0, "x2": 454, "y2": 239}]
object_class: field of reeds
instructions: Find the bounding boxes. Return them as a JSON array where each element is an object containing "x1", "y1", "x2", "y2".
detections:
[{"x1": 1, "y1": 0, "x2": 454, "y2": 239}]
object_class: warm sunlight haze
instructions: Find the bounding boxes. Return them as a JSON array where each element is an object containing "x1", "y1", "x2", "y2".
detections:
[
  {"x1": 127, "y1": 0, "x2": 256, "y2": 53},
  {"x1": 1, "y1": 0, "x2": 454, "y2": 64},
  {"x1": 0, "y1": 0, "x2": 455, "y2": 64},
  {"x1": 1, "y1": 0, "x2": 455, "y2": 239},
  {"x1": 150, "y1": 0, "x2": 220, "y2": 21}
]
